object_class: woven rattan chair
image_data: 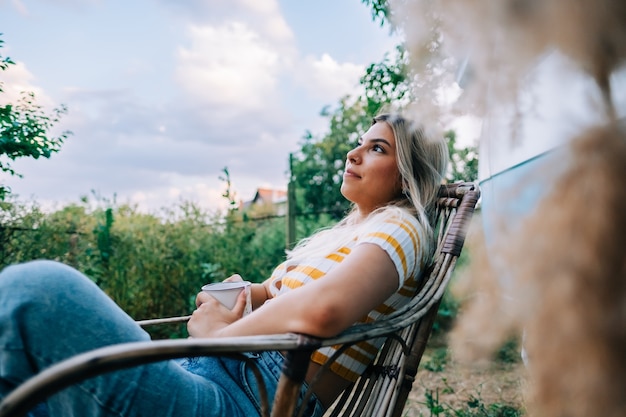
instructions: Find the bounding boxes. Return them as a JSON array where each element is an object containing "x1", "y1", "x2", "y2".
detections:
[{"x1": 0, "y1": 182, "x2": 480, "y2": 417}]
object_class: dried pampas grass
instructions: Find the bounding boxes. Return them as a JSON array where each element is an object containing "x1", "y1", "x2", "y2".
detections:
[
  {"x1": 390, "y1": 0, "x2": 626, "y2": 117},
  {"x1": 451, "y1": 123, "x2": 626, "y2": 417},
  {"x1": 519, "y1": 124, "x2": 626, "y2": 417},
  {"x1": 388, "y1": 1, "x2": 626, "y2": 416}
]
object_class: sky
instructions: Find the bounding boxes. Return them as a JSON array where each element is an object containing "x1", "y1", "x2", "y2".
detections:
[{"x1": 0, "y1": 0, "x2": 402, "y2": 214}]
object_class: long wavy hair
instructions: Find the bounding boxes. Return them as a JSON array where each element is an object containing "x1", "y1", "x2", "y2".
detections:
[{"x1": 286, "y1": 113, "x2": 448, "y2": 265}]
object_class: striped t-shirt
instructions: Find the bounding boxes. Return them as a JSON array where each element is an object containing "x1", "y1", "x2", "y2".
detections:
[{"x1": 267, "y1": 209, "x2": 428, "y2": 382}]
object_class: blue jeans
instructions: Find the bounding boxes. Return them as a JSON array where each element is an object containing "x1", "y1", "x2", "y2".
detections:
[{"x1": 0, "y1": 261, "x2": 324, "y2": 417}]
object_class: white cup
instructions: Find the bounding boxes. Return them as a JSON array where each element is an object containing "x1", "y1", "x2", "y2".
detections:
[{"x1": 201, "y1": 281, "x2": 252, "y2": 316}]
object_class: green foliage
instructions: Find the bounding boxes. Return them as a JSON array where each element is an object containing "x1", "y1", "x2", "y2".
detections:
[
  {"x1": 0, "y1": 37, "x2": 15, "y2": 81},
  {"x1": 422, "y1": 389, "x2": 446, "y2": 416},
  {"x1": 218, "y1": 167, "x2": 239, "y2": 211},
  {"x1": 433, "y1": 289, "x2": 461, "y2": 334},
  {"x1": 433, "y1": 241, "x2": 472, "y2": 333},
  {"x1": 422, "y1": 346, "x2": 449, "y2": 372},
  {"x1": 292, "y1": 43, "x2": 477, "y2": 222},
  {"x1": 360, "y1": 0, "x2": 391, "y2": 27},
  {"x1": 421, "y1": 337, "x2": 520, "y2": 375},
  {"x1": 360, "y1": 45, "x2": 410, "y2": 113},
  {"x1": 495, "y1": 337, "x2": 522, "y2": 364},
  {"x1": 291, "y1": 48, "x2": 411, "y2": 220},
  {"x1": 446, "y1": 130, "x2": 478, "y2": 182},
  {"x1": 420, "y1": 387, "x2": 524, "y2": 417},
  {"x1": 0, "y1": 6, "x2": 480, "y2": 345},
  {"x1": 0, "y1": 34, "x2": 71, "y2": 199},
  {"x1": 292, "y1": 99, "x2": 366, "y2": 220},
  {"x1": 0, "y1": 194, "x2": 288, "y2": 339},
  {"x1": 0, "y1": 92, "x2": 70, "y2": 174}
]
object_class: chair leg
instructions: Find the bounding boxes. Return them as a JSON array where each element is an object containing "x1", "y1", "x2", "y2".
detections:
[
  {"x1": 272, "y1": 349, "x2": 314, "y2": 417},
  {"x1": 390, "y1": 301, "x2": 442, "y2": 417}
]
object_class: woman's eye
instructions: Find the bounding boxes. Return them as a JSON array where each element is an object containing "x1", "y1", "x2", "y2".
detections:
[{"x1": 373, "y1": 144, "x2": 384, "y2": 153}]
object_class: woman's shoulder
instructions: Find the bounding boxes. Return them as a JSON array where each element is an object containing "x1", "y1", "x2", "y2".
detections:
[
  {"x1": 358, "y1": 206, "x2": 428, "y2": 280},
  {"x1": 360, "y1": 206, "x2": 425, "y2": 238},
  {"x1": 368, "y1": 206, "x2": 422, "y2": 227}
]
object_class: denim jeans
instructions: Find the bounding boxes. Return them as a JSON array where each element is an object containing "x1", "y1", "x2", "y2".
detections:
[{"x1": 0, "y1": 260, "x2": 324, "y2": 417}]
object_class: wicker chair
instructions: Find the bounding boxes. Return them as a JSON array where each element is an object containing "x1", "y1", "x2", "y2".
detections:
[{"x1": 0, "y1": 182, "x2": 480, "y2": 417}]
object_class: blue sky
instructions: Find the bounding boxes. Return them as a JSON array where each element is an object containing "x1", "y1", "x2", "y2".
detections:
[{"x1": 0, "y1": 0, "x2": 400, "y2": 213}]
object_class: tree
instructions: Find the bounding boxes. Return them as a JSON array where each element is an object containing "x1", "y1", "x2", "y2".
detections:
[
  {"x1": 445, "y1": 130, "x2": 478, "y2": 182},
  {"x1": 292, "y1": 100, "x2": 364, "y2": 219},
  {"x1": 360, "y1": 0, "x2": 392, "y2": 28},
  {"x1": 0, "y1": 35, "x2": 70, "y2": 200},
  {"x1": 290, "y1": 2, "x2": 478, "y2": 219},
  {"x1": 291, "y1": 48, "x2": 411, "y2": 220}
]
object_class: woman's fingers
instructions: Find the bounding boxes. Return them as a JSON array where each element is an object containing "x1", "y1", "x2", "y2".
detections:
[
  {"x1": 195, "y1": 291, "x2": 212, "y2": 307},
  {"x1": 223, "y1": 274, "x2": 243, "y2": 283},
  {"x1": 188, "y1": 290, "x2": 246, "y2": 338},
  {"x1": 231, "y1": 289, "x2": 248, "y2": 318}
]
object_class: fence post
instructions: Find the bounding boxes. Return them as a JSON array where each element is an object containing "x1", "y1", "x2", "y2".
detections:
[{"x1": 286, "y1": 153, "x2": 296, "y2": 251}]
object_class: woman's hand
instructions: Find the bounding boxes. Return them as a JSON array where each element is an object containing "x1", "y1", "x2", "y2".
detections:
[
  {"x1": 187, "y1": 289, "x2": 248, "y2": 338},
  {"x1": 223, "y1": 274, "x2": 243, "y2": 283},
  {"x1": 225, "y1": 273, "x2": 271, "y2": 310}
]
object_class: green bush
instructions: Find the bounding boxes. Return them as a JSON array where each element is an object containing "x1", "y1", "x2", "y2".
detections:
[
  {"x1": 0, "y1": 197, "x2": 288, "y2": 339},
  {"x1": 0, "y1": 194, "x2": 478, "y2": 341}
]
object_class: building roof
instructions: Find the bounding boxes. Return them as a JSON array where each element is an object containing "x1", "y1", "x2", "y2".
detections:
[{"x1": 252, "y1": 188, "x2": 287, "y2": 204}]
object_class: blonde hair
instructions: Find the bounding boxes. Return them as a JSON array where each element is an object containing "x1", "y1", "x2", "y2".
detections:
[{"x1": 286, "y1": 113, "x2": 448, "y2": 265}]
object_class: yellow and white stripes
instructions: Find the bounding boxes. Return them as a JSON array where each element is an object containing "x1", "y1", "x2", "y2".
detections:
[{"x1": 268, "y1": 209, "x2": 427, "y2": 382}]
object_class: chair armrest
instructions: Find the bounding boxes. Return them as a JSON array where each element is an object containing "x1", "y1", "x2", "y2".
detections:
[{"x1": 0, "y1": 334, "x2": 319, "y2": 417}]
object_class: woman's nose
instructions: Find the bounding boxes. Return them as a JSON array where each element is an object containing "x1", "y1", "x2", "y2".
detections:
[{"x1": 347, "y1": 147, "x2": 360, "y2": 163}]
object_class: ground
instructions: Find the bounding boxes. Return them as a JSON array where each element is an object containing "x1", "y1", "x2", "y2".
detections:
[{"x1": 403, "y1": 336, "x2": 527, "y2": 416}]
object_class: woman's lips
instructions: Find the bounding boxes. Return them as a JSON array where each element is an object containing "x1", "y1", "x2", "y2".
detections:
[{"x1": 344, "y1": 169, "x2": 360, "y2": 178}]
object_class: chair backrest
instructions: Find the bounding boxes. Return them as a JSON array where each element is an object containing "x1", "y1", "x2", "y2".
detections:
[{"x1": 319, "y1": 181, "x2": 480, "y2": 417}]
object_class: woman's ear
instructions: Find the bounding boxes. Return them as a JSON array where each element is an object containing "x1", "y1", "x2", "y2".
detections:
[{"x1": 399, "y1": 178, "x2": 409, "y2": 196}]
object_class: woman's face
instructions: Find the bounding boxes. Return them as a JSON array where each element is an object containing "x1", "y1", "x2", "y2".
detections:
[{"x1": 341, "y1": 121, "x2": 402, "y2": 215}]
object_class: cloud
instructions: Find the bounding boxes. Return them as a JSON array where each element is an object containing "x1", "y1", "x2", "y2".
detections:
[
  {"x1": 8, "y1": 0, "x2": 28, "y2": 16},
  {"x1": 171, "y1": 0, "x2": 300, "y2": 131},
  {"x1": 238, "y1": 0, "x2": 293, "y2": 43},
  {"x1": 157, "y1": 0, "x2": 294, "y2": 44},
  {"x1": 296, "y1": 53, "x2": 365, "y2": 100},
  {"x1": 8, "y1": 0, "x2": 102, "y2": 16},
  {"x1": 3, "y1": 81, "x2": 296, "y2": 209},
  {"x1": 175, "y1": 22, "x2": 283, "y2": 112},
  {"x1": 0, "y1": 60, "x2": 54, "y2": 106},
  {"x1": 2, "y1": 0, "x2": 385, "y2": 214},
  {"x1": 128, "y1": 174, "x2": 232, "y2": 214}
]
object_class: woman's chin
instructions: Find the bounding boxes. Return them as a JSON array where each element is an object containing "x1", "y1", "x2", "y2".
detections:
[{"x1": 339, "y1": 187, "x2": 355, "y2": 203}]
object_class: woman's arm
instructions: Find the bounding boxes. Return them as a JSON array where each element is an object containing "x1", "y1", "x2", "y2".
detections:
[{"x1": 187, "y1": 243, "x2": 399, "y2": 339}]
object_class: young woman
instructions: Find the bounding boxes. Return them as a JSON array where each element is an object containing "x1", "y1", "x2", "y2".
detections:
[{"x1": 0, "y1": 113, "x2": 448, "y2": 417}]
